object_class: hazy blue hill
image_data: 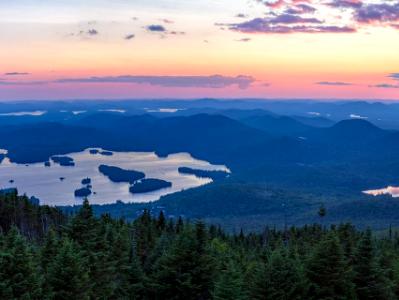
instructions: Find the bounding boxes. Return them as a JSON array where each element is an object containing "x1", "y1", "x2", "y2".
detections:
[
  {"x1": 101, "y1": 113, "x2": 274, "y2": 167},
  {"x1": 192, "y1": 108, "x2": 276, "y2": 119},
  {"x1": 325, "y1": 119, "x2": 385, "y2": 140},
  {"x1": 0, "y1": 122, "x2": 104, "y2": 163},
  {"x1": 0, "y1": 113, "x2": 271, "y2": 165},
  {"x1": 1, "y1": 112, "x2": 397, "y2": 168},
  {"x1": 71, "y1": 113, "x2": 156, "y2": 129},
  {"x1": 291, "y1": 115, "x2": 335, "y2": 127},
  {"x1": 301, "y1": 119, "x2": 392, "y2": 160},
  {"x1": 240, "y1": 115, "x2": 313, "y2": 136}
]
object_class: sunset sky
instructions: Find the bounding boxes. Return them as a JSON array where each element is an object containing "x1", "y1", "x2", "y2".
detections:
[{"x1": 0, "y1": 0, "x2": 398, "y2": 100}]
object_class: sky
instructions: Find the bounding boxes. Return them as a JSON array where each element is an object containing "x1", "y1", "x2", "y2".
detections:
[{"x1": 0, "y1": 0, "x2": 398, "y2": 100}]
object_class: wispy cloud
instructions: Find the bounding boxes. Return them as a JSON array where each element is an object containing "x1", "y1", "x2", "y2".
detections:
[
  {"x1": 368, "y1": 73, "x2": 399, "y2": 88},
  {"x1": 236, "y1": 38, "x2": 252, "y2": 42},
  {"x1": 4, "y1": 72, "x2": 30, "y2": 76},
  {"x1": 369, "y1": 83, "x2": 399, "y2": 89},
  {"x1": 223, "y1": 0, "x2": 399, "y2": 35},
  {"x1": 0, "y1": 80, "x2": 46, "y2": 86},
  {"x1": 316, "y1": 81, "x2": 353, "y2": 86},
  {"x1": 160, "y1": 18, "x2": 174, "y2": 24},
  {"x1": 285, "y1": 4, "x2": 317, "y2": 14},
  {"x1": 327, "y1": 0, "x2": 363, "y2": 9},
  {"x1": 124, "y1": 34, "x2": 135, "y2": 40},
  {"x1": 227, "y1": 18, "x2": 356, "y2": 34},
  {"x1": 87, "y1": 29, "x2": 98, "y2": 36},
  {"x1": 146, "y1": 24, "x2": 185, "y2": 36},
  {"x1": 389, "y1": 73, "x2": 399, "y2": 80},
  {"x1": 55, "y1": 75, "x2": 256, "y2": 89},
  {"x1": 269, "y1": 14, "x2": 323, "y2": 24},
  {"x1": 146, "y1": 25, "x2": 166, "y2": 32},
  {"x1": 355, "y1": 2, "x2": 399, "y2": 24},
  {"x1": 69, "y1": 28, "x2": 100, "y2": 38}
]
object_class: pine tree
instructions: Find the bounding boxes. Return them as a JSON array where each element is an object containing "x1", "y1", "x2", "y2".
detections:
[
  {"x1": 67, "y1": 198, "x2": 97, "y2": 247},
  {"x1": 89, "y1": 220, "x2": 118, "y2": 299},
  {"x1": 126, "y1": 250, "x2": 146, "y2": 299},
  {"x1": 47, "y1": 238, "x2": 90, "y2": 300},
  {"x1": 250, "y1": 248, "x2": 307, "y2": 300},
  {"x1": 213, "y1": 260, "x2": 247, "y2": 300},
  {"x1": 176, "y1": 216, "x2": 184, "y2": 233},
  {"x1": 306, "y1": 232, "x2": 354, "y2": 300},
  {"x1": 353, "y1": 229, "x2": 392, "y2": 299},
  {"x1": 0, "y1": 226, "x2": 42, "y2": 299},
  {"x1": 109, "y1": 226, "x2": 142, "y2": 299},
  {"x1": 151, "y1": 227, "x2": 213, "y2": 300},
  {"x1": 157, "y1": 211, "x2": 166, "y2": 231},
  {"x1": 41, "y1": 228, "x2": 59, "y2": 270}
]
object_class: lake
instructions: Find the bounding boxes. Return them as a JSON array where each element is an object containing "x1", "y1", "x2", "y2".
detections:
[
  {"x1": 363, "y1": 186, "x2": 399, "y2": 198},
  {"x1": 0, "y1": 148, "x2": 229, "y2": 206}
]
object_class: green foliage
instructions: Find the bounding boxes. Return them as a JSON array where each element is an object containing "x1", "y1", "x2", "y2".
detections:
[
  {"x1": 353, "y1": 229, "x2": 392, "y2": 299},
  {"x1": 0, "y1": 227, "x2": 42, "y2": 299},
  {"x1": 46, "y1": 238, "x2": 90, "y2": 300},
  {"x1": 2, "y1": 194, "x2": 399, "y2": 299},
  {"x1": 250, "y1": 248, "x2": 307, "y2": 300},
  {"x1": 306, "y1": 232, "x2": 355, "y2": 300},
  {"x1": 213, "y1": 260, "x2": 247, "y2": 300}
]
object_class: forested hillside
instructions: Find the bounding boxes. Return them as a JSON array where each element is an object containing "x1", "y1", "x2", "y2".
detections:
[
  {"x1": 2, "y1": 192, "x2": 399, "y2": 299},
  {"x1": 3, "y1": 111, "x2": 399, "y2": 230}
]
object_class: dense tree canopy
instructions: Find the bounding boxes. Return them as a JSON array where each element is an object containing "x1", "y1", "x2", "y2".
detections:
[{"x1": 1, "y1": 193, "x2": 399, "y2": 299}]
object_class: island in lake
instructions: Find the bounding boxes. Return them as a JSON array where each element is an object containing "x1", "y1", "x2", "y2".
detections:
[
  {"x1": 74, "y1": 187, "x2": 92, "y2": 197},
  {"x1": 130, "y1": 178, "x2": 172, "y2": 194},
  {"x1": 89, "y1": 149, "x2": 99, "y2": 154},
  {"x1": 81, "y1": 177, "x2": 91, "y2": 185},
  {"x1": 51, "y1": 156, "x2": 75, "y2": 166},
  {"x1": 100, "y1": 151, "x2": 113, "y2": 156},
  {"x1": 98, "y1": 165, "x2": 145, "y2": 184},
  {"x1": 178, "y1": 167, "x2": 229, "y2": 180}
]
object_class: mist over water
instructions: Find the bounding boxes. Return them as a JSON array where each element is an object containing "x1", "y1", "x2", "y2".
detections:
[{"x1": 363, "y1": 186, "x2": 399, "y2": 198}]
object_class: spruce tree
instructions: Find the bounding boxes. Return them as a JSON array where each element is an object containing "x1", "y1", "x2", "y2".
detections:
[
  {"x1": 109, "y1": 226, "x2": 141, "y2": 299},
  {"x1": 213, "y1": 260, "x2": 247, "y2": 300},
  {"x1": 67, "y1": 198, "x2": 97, "y2": 248},
  {"x1": 306, "y1": 232, "x2": 354, "y2": 300},
  {"x1": 47, "y1": 238, "x2": 90, "y2": 300},
  {"x1": 151, "y1": 227, "x2": 213, "y2": 300},
  {"x1": 89, "y1": 220, "x2": 117, "y2": 299},
  {"x1": 250, "y1": 248, "x2": 307, "y2": 300},
  {"x1": 353, "y1": 229, "x2": 392, "y2": 300},
  {"x1": 157, "y1": 211, "x2": 166, "y2": 231},
  {"x1": 0, "y1": 226, "x2": 42, "y2": 299},
  {"x1": 40, "y1": 228, "x2": 59, "y2": 271},
  {"x1": 126, "y1": 249, "x2": 146, "y2": 299}
]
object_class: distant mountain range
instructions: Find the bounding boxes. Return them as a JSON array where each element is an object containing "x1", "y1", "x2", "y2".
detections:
[
  {"x1": 2, "y1": 100, "x2": 399, "y2": 230},
  {"x1": 1, "y1": 99, "x2": 399, "y2": 128}
]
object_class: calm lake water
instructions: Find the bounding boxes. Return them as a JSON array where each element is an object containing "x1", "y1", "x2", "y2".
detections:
[{"x1": 0, "y1": 148, "x2": 229, "y2": 206}]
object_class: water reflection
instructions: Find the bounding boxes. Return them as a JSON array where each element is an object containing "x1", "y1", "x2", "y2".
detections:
[
  {"x1": 0, "y1": 148, "x2": 229, "y2": 206},
  {"x1": 363, "y1": 186, "x2": 399, "y2": 197}
]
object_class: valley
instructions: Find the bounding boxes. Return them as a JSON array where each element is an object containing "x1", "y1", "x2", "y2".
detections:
[{"x1": 1, "y1": 100, "x2": 399, "y2": 230}]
